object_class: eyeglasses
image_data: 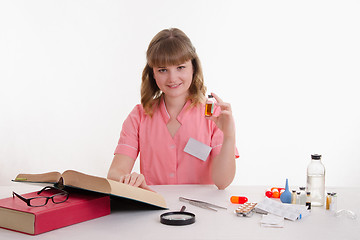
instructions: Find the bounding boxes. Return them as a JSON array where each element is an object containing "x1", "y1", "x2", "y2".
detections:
[{"x1": 13, "y1": 186, "x2": 69, "y2": 207}]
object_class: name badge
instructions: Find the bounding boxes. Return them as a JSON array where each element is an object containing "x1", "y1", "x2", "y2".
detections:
[{"x1": 184, "y1": 138, "x2": 212, "y2": 161}]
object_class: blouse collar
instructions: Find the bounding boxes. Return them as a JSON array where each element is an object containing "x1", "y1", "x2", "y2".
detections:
[{"x1": 159, "y1": 96, "x2": 192, "y2": 125}]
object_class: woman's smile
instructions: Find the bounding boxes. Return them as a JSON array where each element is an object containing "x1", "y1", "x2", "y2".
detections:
[{"x1": 167, "y1": 83, "x2": 183, "y2": 88}]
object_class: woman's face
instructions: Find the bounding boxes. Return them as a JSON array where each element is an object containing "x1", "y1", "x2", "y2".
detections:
[{"x1": 153, "y1": 60, "x2": 193, "y2": 100}]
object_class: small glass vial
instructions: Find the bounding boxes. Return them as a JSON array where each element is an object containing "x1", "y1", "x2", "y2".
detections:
[
  {"x1": 205, "y1": 95, "x2": 215, "y2": 117},
  {"x1": 326, "y1": 192, "x2": 332, "y2": 210},
  {"x1": 291, "y1": 190, "x2": 297, "y2": 204},
  {"x1": 299, "y1": 187, "x2": 306, "y2": 205},
  {"x1": 330, "y1": 193, "x2": 337, "y2": 212},
  {"x1": 296, "y1": 192, "x2": 301, "y2": 204},
  {"x1": 306, "y1": 192, "x2": 311, "y2": 210}
]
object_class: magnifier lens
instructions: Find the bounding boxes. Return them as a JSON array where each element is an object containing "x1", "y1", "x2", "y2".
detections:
[
  {"x1": 162, "y1": 213, "x2": 193, "y2": 221},
  {"x1": 160, "y1": 206, "x2": 195, "y2": 226}
]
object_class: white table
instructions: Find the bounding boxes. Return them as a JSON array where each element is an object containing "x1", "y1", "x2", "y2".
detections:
[{"x1": 1, "y1": 183, "x2": 359, "y2": 239}]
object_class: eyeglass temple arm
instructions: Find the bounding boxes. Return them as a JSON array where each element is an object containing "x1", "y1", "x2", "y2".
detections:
[
  {"x1": 13, "y1": 191, "x2": 31, "y2": 205},
  {"x1": 37, "y1": 186, "x2": 53, "y2": 195},
  {"x1": 37, "y1": 186, "x2": 69, "y2": 195}
]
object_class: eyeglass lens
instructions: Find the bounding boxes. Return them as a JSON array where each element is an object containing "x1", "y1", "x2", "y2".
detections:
[
  {"x1": 51, "y1": 193, "x2": 68, "y2": 203},
  {"x1": 29, "y1": 197, "x2": 49, "y2": 207},
  {"x1": 29, "y1": 193, "x2": 68, "y2": 206}
]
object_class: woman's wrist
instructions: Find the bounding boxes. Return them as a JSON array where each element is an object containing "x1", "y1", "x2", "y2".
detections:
[{"x1": 223, "y1": 133, "x2": 236, "y2": 142}]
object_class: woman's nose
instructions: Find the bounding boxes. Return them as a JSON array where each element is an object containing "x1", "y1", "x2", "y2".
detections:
[{"x1": 167, "y1": 70, "x2": 177, "y2": 82}]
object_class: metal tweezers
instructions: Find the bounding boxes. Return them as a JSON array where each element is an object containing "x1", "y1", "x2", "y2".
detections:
[{"x1": 179, "y1": 197, "x2": 227, "y2": 212}]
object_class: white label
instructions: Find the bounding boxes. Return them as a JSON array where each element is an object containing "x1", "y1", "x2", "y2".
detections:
[{"x1": 183, "y1": 138, "x2": 212, "y2": 161}]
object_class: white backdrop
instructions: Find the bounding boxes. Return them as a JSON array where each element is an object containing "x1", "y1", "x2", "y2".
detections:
[{"x1": 1, "y1": 0, "x2": 359, "y2": 187}]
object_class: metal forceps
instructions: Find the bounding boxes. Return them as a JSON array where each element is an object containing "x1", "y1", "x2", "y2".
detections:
[{"x1": 179, "y1": 197, "x2": 227, "y2": 212}]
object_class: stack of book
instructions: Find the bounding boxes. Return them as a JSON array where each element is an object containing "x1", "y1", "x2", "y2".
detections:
[{"x1": 0, "y1": 170, "x2": 167, "y2": 235}]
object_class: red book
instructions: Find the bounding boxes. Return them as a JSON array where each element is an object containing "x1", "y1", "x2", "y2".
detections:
[{"x1": 0, "y1": 189, "x2": 110, "y2": 235}]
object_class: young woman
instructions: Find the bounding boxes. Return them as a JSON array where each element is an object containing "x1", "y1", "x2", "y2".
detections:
[{"x1": 107, "y1": 28, "x2": 238, "y2": 190}]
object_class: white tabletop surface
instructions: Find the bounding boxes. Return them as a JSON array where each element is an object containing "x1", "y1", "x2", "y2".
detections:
[{"x1": 1, "y1": 183, "x2": 359, "y2": 239}]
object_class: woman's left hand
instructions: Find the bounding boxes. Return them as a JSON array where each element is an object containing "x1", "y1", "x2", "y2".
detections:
[{"x1": 206, "y1": 92, "x2": 235, "y2": 139}]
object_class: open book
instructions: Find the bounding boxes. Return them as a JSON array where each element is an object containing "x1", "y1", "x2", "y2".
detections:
[{"x1": 13, "y1": 170, "x2": 167, "y2": 209}]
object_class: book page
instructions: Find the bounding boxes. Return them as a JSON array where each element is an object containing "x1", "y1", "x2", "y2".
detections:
[
  {"x1": 14, "y1": 172, "x2": 62, "y2": 183},
  {"x1": 62, "y1": 170, "x2": 111, "y2": 193},
  {"x1": 62, "y1": 170, "x2": 166, "y2": 209},
  {"x1": 0, "y1": 208, "x2": 35, "y2": 234},
  {"x1": 108, "y1": 180, "x2": 167, "y2": 209}
]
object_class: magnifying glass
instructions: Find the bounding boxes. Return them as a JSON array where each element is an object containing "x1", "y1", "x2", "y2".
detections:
[{"x1": 160, "y1": 206, "x2": 195, "y2": 226}]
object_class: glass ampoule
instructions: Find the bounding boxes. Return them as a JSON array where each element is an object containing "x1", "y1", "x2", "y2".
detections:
[
  {"x1": 291, "y1": 190, "x2": 297, "y2": 204},
  {"x1": 326, "y1": 192, "x2": 332, "y2": 210},
  {"x1": 306, "y1": 192, "x2": 311, "y2": 210},
  {"x1": 205, "y1": 95, "x2": 215, "y2": 117}
]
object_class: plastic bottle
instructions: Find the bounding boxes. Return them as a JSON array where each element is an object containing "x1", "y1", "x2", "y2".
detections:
[{"x1": 306, "y1": 154, "x2": 325, "y2": 206}]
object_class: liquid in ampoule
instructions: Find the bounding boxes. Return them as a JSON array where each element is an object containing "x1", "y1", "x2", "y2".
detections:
[
  {"x1": 306, "y1": 191, "x2": 311, "y2": 210},
  {"x1": 291, "y1": 190, "x2": 297, "y2": 204},
  {"x1": 326, "y1": 192, "x2": 332, "y2": 210}
]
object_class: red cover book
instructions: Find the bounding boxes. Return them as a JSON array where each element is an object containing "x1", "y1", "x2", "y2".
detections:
[{"x1": 0, "y1": 189, "x2": 110, "y2": 235}]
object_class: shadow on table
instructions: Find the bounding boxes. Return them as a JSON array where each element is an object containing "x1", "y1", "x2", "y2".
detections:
[{"x1": 110, "y1": 196, "x2": 165, "y2": 212}]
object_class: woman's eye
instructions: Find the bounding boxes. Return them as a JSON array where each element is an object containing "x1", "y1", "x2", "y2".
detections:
[
  {"x1": 177, "y1": 66, "x2": 185, "y2": 70},
  {"x1": 158, "y1": 69, "x2": 167, "y2": 73}
]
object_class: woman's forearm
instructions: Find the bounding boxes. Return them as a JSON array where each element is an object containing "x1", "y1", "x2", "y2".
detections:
[
  {"x1": 211, "y1": 136, "x2": 236, "y2": 190},
  {"x1": 107, "y1": 154, "x2": 134, "y2": 181}
]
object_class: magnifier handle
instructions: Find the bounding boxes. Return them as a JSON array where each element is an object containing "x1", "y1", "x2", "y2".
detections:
[{"x1": 180, "y1": 206, "x2": 186, "y2": 212}]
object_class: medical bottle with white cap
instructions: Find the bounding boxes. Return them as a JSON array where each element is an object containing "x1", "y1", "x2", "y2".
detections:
[{"x1": 306, "y1": 154, "x2": 325, "y2": 206}]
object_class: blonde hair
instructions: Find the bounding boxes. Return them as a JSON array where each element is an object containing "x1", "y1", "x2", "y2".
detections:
[{"x1": 141, "y1": 28, "x2": 206, "y2": 116}]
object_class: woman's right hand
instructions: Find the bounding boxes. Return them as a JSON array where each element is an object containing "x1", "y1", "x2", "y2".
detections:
[
  {"x1": 119, "y1": 172, "x2": 152, "y2": 191},
  {"x1": 108, "y1": 154, "x2": 153, "y2": 191}
]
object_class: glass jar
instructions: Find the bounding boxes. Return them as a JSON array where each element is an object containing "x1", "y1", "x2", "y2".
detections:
[{"x1": 306, "y1": 154, "x2": 325, "y2": 206}]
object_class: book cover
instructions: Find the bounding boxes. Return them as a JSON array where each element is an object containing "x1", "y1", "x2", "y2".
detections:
[
  {"x1": 13, "y1": 170, "x2": 167, "y2": 209},
  {"x1": 0, "y1": 189, "x2": 110, "y2": 235}
]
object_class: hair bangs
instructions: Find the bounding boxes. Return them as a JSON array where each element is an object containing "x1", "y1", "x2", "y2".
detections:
[{"x1": 147, "y1": 37, "x2": 194, "y2": 68}]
